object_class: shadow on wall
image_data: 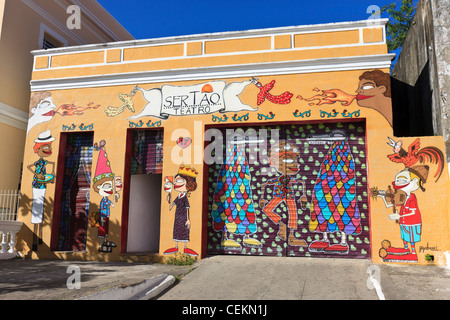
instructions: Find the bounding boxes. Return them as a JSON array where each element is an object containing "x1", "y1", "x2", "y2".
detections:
[
  {"x1": 16, "y1": 193, "x2": 122, "y2": 262},
  {"x1": 391, "y1": 60, "x2": 434, "y2": 138}
]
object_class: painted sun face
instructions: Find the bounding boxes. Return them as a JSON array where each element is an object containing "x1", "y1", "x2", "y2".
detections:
[
  {"x1": 37, "y1": 143, "x2": 53, "y2": 158},
  {"x1": 98, "y1": 180, "x2": 114, "y2": 197}
]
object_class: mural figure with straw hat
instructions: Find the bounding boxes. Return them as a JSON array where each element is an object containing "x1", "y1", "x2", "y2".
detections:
[
  {"x1": 164, "y1": 164, "x2": 199, "y2": 257},
  {"x1": 27, "y1": 129, "x2": 56, "y2": 251},
  {"x1": 91, "y1": 140, "x2": 122, "y2": 253},
  {"x1": 372, "y1": 137, "x2": 444, "y2": 263}
]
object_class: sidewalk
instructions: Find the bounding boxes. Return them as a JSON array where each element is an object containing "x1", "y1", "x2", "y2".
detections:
[
  {"x1": 158, "y1": 255, "x2": 450, "y2": 300},
  {"x1": 0, "y1": 258, "x2": 195, "y2": 300},
  {"x1": 1, "y1": 255, "x2": 450, "y2": 300}
]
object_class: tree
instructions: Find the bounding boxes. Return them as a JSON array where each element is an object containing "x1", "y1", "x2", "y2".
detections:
[{"x1": 382, "y1": 0, "x2": 418, "y2": 52}]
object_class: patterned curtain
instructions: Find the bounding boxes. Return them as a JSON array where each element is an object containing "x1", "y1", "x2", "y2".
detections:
[
  {"x1": 57, "y1": 133, "x2": 94, "y2": 252},
  {"x1": 130, "y1": 130, "x2": 164, "y2": 175}
]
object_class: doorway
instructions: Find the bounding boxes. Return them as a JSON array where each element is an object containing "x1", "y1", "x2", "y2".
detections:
[
  {"x1": 123, "y1": 129, "x2": 164, "y2": 253},
  {"x1": 53, "y1": 132, "x2": 94, "y2": 252}
]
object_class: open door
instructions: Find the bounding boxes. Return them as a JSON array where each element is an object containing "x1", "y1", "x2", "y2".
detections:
[
  {"x1": 53, "y1": 132, "x2": 94, "y2": 252},
  {"x1": 124, "y1": 129, "x2": 164, "y2": 253}
]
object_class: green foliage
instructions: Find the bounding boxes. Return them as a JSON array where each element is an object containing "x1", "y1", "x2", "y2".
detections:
[
  {"x1": 164, "y1": 252, "x2": 197, "y2": 266},
  {"x1": 382, "y1": 0, "x2": 418, "y2": 52},
  {"x1": 424, "y1": 254, "x2": 434, "y2": 262}
]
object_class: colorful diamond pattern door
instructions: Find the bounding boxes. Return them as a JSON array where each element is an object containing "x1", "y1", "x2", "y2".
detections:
[{"x1": 206, "y1": 121, "x2": 370, "y2": 259}]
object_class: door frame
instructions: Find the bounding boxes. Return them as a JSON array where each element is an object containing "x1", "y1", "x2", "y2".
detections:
[
  {"x1": 120, "y1": 127, "x2": 164, "y2": 254},
  {"x1": 50, "y1": 131, "x2": 94, "y2": 252}
]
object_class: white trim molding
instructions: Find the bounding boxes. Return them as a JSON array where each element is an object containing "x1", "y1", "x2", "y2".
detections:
[
  {"x1": 30, "y1": 53, "x2": 396, "y2": 92},
  {"x1": 31, "y1": 19, "x2": 389, "y2": 57},
  {"x1": 0, "y1": 101, "x2": 29, "y2": 131}
]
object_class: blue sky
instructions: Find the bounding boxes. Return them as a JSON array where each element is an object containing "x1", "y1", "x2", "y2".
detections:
[{"x1": 98, "y1": 0, "x2": 401, "y2": 40}]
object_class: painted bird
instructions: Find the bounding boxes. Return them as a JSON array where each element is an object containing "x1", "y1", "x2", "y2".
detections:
[
  {"x1": 387, "y1": 137, "x2": 444, "y2": 182},
  {"x1": 251, "y1": 78, "x2": 293, "y2": 106}
]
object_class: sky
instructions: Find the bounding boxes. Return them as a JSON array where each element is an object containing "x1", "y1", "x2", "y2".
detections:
[{"x1": 97, "y1": 0, "x2": 402, "y2": 40}]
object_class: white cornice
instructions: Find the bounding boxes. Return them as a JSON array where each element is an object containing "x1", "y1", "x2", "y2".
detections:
[
  {"x1": 0, "y1": 102, "x2": 29, "y2": 131},
  {"x1": 31, "y1": 19, "x2": 389, "y2": 57},
  {"x1": 30, "y1": 53, "x2": 395, "y2": 92}
]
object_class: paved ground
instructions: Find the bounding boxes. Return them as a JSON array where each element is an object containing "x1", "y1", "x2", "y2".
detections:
[
  {"x1": 0, "y1": 258, "x2": 194, "y2": 300},
  {"x1": 1, "y1": 255, "x2": 450, "y2": 301},
  {"x1": 158, "y1": 255, "x2": 450, "y2": 300}
]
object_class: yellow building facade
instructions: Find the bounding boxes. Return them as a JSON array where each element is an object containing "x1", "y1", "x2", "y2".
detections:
[
  {"x1": 0, "y1": 0, "x2": 133, "y2": 191},
  {"x1": 17, "y1": 19, "x2": 450, "y2": 265}
]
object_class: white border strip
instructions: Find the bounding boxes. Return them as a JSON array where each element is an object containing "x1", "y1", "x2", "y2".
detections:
[
  {"x1": 30, "y1": 54, "x2": 395, "y2": 91},
  {"x1": 31, "y1": 19, "x2": 389, "y2": 57},
  {"x1": 0, "y1": 101, "x2": 29, "y2": 131}
]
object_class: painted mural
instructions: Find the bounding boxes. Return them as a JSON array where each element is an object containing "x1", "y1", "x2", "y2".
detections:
[
  {"x1": 299, "y1": 70, "x2": 392, "y2": 126},
  {"x1": 26, "y1": 129, "x2": 56, "y2": 251},
  {"x1": 372, "y1": 138, "x2": 445, "y2": 263},
  {"x1": 260, "y1": 140, "x2": 308, "y2": 248},
  {"x1": 27, "y1": 91, "x2": 100, "y2": 134},
  {"x1": 105, "y1": 87, "x2": 139, "y2": 117},
  {"x1": 90, "y1": 140, "x2": 122, "y2": 253},
  {"x1": 164, "y1": 165, "x2": 199, "y2": 257},
  {"x1": 308, "y1": 130, "x2": 361, "y2": 254},
  {"x1": 207, "y1": 122, "x2": 370, "y2": 258},
  {"x1": 250, "y1": 78, "x2": 294, "y2": 106},
  {"x1": 128, "y1": 80, "x2": 257, "y2": 120},
  {"x1": 211, "y1": 135, "x2": 261, "y2": 251},
  {"x1": 21, "y1": 62, "x2": 449, "y2": 264}
]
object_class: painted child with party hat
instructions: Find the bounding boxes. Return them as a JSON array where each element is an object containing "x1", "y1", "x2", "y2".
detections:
[{"x1": 92, "y1": 140, "x2": 122, "y2": 253}]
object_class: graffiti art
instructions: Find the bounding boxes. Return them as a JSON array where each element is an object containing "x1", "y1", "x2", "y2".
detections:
[{"x1": 207, "y1": 122, "x2": 370, "y2": 258}]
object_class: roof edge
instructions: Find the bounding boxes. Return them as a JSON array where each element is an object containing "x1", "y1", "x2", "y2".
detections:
[{"x1": 31, "y1": 18, "x2": 389, "y2": 56}]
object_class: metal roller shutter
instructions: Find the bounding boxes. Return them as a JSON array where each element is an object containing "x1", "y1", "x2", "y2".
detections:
[{"x1": 206, "y1": 121, "x2": 370, "y2": 259}]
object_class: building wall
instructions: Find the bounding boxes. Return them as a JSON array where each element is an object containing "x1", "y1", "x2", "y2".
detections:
[
  {"x1": 0, "y1": 0, "x2": 133, "y2": 190},
  {"x1": 0, "y1": 0, "x2": 5, "y2": 39},
  {"x1": 16, "y1": 19, "x2": 450, "y2": 265},
  {"x1": 392, "y1": 0, "x2": 450, "y2": 161}
]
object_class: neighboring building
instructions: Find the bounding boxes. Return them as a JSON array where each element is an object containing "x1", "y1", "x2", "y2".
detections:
[
  {"x1": 0, "y1": 0, "x2": 134, "y2": 191},
  {"x1": 391, "y1": 0, "x2": 450, "y2": 165},
  {"x1": 16, "y1": 18, "x2": 450, "y2": 265}
]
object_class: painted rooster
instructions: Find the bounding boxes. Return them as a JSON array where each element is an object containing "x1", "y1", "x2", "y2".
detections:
[{"x1": 387, "y1": 137, "x2": 444, "y2": 182}]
